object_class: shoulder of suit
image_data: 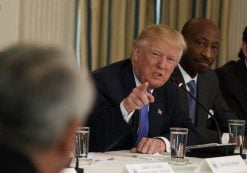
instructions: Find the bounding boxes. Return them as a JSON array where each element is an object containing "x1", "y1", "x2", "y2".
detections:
[
  {"x1": 92, "y1": 59, "x2": 131, "y2": 77},
  {"x1": 215, "y1": 60, "x2": 242, "y2": 82},
  {"x1": 199, "y1": 69, "x2": 218, "y2": 80},
  {"x1": 216, "y1": 60, "x2": 240, "y2": 74}
]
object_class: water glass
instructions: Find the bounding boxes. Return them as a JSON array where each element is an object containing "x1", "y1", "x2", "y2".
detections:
[
  {"x1": 228, "y1": 119, "x2": 245, "y2": 153},
  {"x1": 169, "y1": 127, "x2": 189, "y2": 165},
  {"x1": 74, "y1": 127, "x2": 91, "y2": 164}
]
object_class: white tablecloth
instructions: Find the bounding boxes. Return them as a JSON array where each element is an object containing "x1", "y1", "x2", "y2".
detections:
[
  {"x1": 61, "y1": 150, "x2": 247, "y2": 173},
  {"x1": 66, "y1": 150, "x2": 203, "y2": 173}
]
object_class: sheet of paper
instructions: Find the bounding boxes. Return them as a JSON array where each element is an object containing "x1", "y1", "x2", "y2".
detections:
[{"x1": 124, "y1": 162, "x2": 174, "y2": 173}]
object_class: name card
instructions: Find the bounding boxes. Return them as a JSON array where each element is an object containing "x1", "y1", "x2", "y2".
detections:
[
  {"x1": 194, "y1": 155, "x2": 247, "y2": 173},
  {"x1": 123, "y1": 162, "x2": 174, "y2": 173}
]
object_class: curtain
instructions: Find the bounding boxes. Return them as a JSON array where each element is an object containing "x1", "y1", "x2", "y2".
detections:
[
  {"x1": 79, "y1": 0, "x2": 246, "y2": 70},
  {"x1": 159, "y1": 0, "x2": 230, "y2": 67},
  {"x1": 228, "y1": 0, "x2": 247, "y2": 62},
  {"x1": 79, "y1": 0, "x2": 152, "y2": 71}
]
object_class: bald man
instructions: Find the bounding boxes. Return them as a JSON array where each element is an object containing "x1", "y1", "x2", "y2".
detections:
[{"x1": 172, "y1": 18, "x2": 236, "y2": 144}]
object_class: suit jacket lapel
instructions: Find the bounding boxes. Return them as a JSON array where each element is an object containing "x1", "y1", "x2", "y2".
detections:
[
  {"x1": 121, "y1": 59, "x2": 136, "y2": 99},
  {"x1": 196, "y1": 74, "x2": 209, "y2": 127},
  {"x1": 236, "y1": 59, "x2": 247, "y2": 100},
  {"x1": 148, "y1": 88, "x2": 167, "y2": 136},
  {"x1": 171, "y1": 67, "x2": 190, "y2": 117}
]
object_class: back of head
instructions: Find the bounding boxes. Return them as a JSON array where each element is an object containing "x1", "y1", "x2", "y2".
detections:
[
  {"x1": 134, "y1": 24, "x2": 186, "y2": 60},
  {"x1": 238, "y1": 26, "x2": 247, "y2": 59},
  {"x1": 0, "y1": 44, "x2": 94, "y2": 155}
]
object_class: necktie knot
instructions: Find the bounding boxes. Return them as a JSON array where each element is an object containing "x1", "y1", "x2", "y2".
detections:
[{"x1": 187, "y1": 80, "x2": 196, "y2": 93}]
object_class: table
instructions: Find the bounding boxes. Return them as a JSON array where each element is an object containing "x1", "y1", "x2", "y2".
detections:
[
  {"x1": 61, "y1": 150, "x2": 247, "y2": 173},
  {"x1": 69, "y1": 150, "x2": 203, "y2": 173}
]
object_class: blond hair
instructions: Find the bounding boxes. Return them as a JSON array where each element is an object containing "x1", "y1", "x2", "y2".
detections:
[{"x1": 133, "y1": 24, "x2": 186, "y2": 62}]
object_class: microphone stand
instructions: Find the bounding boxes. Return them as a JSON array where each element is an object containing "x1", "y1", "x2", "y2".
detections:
[
  {"x1": 170, "y1": 78, "x2": 222, "y2": 144},
  {"x1": 171, "y1": 78, "x2": 247, "y2": 158},
  {"x1": 75, "y1": 156, "x2": 84, "y2": 173},
  {"x1": 174, "y1": 80, "x2": 222, "y2": 144}
]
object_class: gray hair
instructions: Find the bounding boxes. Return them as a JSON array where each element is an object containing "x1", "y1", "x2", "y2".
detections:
[{"x1": 0, "y1": 44, "x2": 94, "y2": 154}]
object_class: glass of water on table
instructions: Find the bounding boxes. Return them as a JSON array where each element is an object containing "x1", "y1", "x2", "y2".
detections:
[
  {"x1": 74, "y1": 127, "x2": 92, "y2": 165},
  {"x1": 169, "y1": 127, "x2": 189, "y2": 165}
]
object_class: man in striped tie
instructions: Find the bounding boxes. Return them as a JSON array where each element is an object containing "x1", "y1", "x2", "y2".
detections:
[{"x1": 172, "y1": 18, "x2": 236, "y2": 144}]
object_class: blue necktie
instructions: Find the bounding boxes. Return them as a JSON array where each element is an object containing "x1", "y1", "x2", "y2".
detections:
[
  {"x1": 135, "y1": 104, "x2": 149, "y2": 145},
  {"x1": 187, "y1": 80, "x2": 196, "y2": 124}
]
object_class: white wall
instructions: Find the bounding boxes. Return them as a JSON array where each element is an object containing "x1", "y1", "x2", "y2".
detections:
[
  {"x1": 18, "y1": 0, "x2": 76, "y2": 50},
  {"x1": 0, "y1": 0, "x2": 76, "y2": 51},
  {"x1": 0, "y1": 0, "x2": 20, "y2": 51}
]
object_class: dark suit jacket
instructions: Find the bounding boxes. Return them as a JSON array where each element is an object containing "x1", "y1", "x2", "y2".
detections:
[
  {"x1": 172, "y1": 67, "x2": 236, "y2": 143},
  {"x1": 87, "y1": 59, "x2": 202, "y2": 152},
  {"x1": 216, "y1": 59, "x2": 247, "y2": 122},
  {"x1": 0, "y1": 143, "x2": 37, "y2": 173}
]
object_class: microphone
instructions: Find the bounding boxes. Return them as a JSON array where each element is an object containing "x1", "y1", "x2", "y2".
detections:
[
  {"x1": 170, "y1": 77, "x2": 222, "y2": 144},
  {"x1": 170, "y1": 78, "x2": 238, "y2": 158}
]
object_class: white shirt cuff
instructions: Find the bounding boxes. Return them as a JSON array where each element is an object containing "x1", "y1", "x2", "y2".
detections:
[
  {"x1": 156, "y1": 137, "x2": 170, "y2": 152},
  {"x1": 120, "y1": 101, "x2": 135, "y2": 123}
]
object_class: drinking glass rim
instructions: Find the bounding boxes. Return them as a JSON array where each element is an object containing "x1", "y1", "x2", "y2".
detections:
[
  {"x1": 170, "y1": 127, "x2": 188, "y2": 132},
  {"x1": 228, "y1": 119, "x2": 246, "y2": 124},
  {"x1": 75, "y1": 126, "x2": 90, "y2": 133}
]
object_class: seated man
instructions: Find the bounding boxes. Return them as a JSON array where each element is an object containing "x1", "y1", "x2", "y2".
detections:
[
  {"x1": 216, "y1": 26, "x2": 247, "y2": 146},
  {"x1": 171, "y1": 18, "x2": 236, "y2": 144},
  {"x1": 0, "y1": 45, "x2": 94, "y2": 173},
  {"x1": 87, "y1": 24, "x2": 202, "y2": 153},
  {"x1": 216, "y1": 26, "x2": 247, "y2": 122}
]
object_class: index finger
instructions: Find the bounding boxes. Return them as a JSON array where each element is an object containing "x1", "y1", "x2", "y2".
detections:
[{"x1": 138, "y1": 82, "x2": 149, "y2": 93}]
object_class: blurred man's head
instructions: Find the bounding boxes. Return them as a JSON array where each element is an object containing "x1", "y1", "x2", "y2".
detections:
[
  {"x1": 181, "y1": 18, "x2": 220, "y2": 77},
  {"x1": 0, "y1": 45, "x2": 94, "y2": 173},
  {"x1": 131, "y1": 24, "x2": 186, "y2": 89},
  {"x1": 238, "y1": 26, "x2": 247, "y2": 60}
]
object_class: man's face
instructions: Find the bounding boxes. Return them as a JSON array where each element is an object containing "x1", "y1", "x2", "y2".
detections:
[
  {"x1": 242, "y1": 41, "x2": 247, "y2": 61},
  {"x1": 182, "y1": 24, "x2": 220, "y2": 75},
  {"x1": 132, "y1": 38, "x2": 181, "y2": 89}
]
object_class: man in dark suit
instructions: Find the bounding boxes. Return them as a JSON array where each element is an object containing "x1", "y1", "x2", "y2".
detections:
[
  {"x1": 87, "y1": 25, "x2": 203, "y2": 153},
  {"x1": 0, "y1": 45, "x2": 94, "y2": 173},
  {"x1": 171, "y1": 18, "x2": 236, "y2": 143},
  {"x1": 216, "y1": 27, "x2": 247, "y2": 148},
  {"x1": 216, "y1": 26, "x2": 247, "y2": 122}
]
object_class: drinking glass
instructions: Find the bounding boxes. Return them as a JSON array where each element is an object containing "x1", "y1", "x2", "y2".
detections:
[
  {"x1": 228, "y1": 119, "x2": 245, "y2": 153},
  {"x1": 74, "y1": 127, "x2": 92, "y2": 164},
  {"x1": 169, "y1": 127, "x2": 189, "y2": 165}
]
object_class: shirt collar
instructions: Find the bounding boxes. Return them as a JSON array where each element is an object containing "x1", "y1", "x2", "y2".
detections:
[{"x1": 178, "y1": 64, "x2": 198, "y2": 84}]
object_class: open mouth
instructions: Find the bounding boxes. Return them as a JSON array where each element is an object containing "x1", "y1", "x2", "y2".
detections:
[{"x1": 153, "y1": 72, "x2": 163, "y2": 78}]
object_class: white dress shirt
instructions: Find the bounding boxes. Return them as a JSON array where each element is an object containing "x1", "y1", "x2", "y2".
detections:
[{"x1": 178, "y1": 64, "x2": 198, "y2": 90}]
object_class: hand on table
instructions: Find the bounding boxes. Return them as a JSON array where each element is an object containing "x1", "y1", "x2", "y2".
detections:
[{"x1": 130, "y1": 137, "x2": 166, "y2": 154}]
